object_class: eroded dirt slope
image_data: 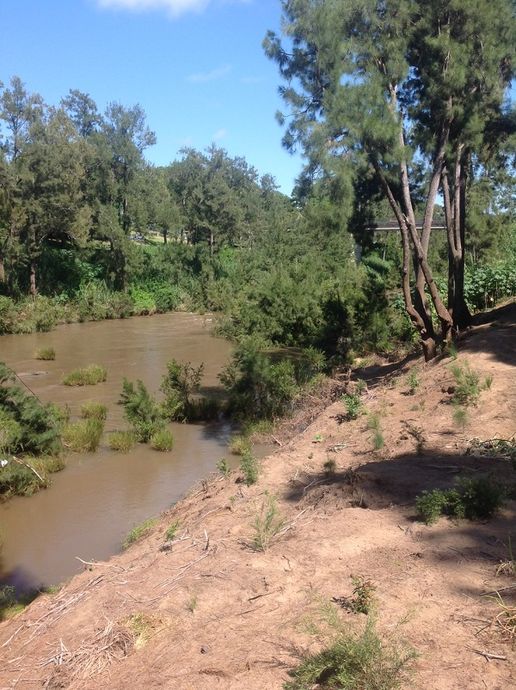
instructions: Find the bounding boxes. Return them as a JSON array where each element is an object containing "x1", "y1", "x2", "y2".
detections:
[{"x1": 1, "y1": 303, "x2": 515, "y2": 690}]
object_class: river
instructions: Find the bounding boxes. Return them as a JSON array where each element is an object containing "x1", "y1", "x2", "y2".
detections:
[{"x1": 0, "y1": 312, "x2": 235, "y2": 593}]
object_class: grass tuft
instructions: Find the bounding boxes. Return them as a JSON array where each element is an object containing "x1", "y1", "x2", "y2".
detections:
[
  {"x1": 123, "y1": 517, "x2": 157, "y2": 549},
  {"x1": 62, "y1": 418, "x2": 104, "y2": 453},
  {"x1": 252, "y1": 492, "x2": 285, "y2": 551},
  {"x1": 80, "y1": 401, "x2": 107, "y2": 421},
  {"x1": 62, "y1": 364, "x2": 107, "y2": 386},
  {"x1": 34, "y1": 347, "x2": 56, "y2": 361},
  {"x1": 150, "y1": 428, "x2": 174, "y2": 451},
  {"x1": 240, "y1": 449, "x2": 259, "y2": 486},
  {"x1": 108, "y1": 430, "x2": 136, "y2": 452}
]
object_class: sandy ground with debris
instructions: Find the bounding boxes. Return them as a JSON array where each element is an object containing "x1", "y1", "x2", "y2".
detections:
[{"x1": 1, "y1": 303, "x2": 515, "y2": 690}]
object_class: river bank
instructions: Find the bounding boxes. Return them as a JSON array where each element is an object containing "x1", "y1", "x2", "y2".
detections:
[{"x1": 1, "y1": 303, "x2": 514, "y2": 689}]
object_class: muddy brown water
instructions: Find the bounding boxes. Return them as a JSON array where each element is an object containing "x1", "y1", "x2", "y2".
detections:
[{"x1": 0, "y1": 313, "x2": 241, "y2": 593}]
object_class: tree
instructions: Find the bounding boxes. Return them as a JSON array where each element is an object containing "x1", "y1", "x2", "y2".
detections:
[
  {"x1": 17, "y1": 109, "x2": 91, "y2": 294},
  {"x1": 265, "y1": 0, "x2": 515, "y2": 359}
]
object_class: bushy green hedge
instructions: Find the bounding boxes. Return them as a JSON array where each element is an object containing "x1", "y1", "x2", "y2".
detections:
[{"x1": 464, "y1": 260, "x2": 516, "y2": 311}]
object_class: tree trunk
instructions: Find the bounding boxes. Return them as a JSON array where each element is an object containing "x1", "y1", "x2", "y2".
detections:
[
  {"x1": 0, "y1": 256, "x2": 5, "y2": 285},
  {"x1": 29, "y1": 260, "x2": 37, "y2": 296}
]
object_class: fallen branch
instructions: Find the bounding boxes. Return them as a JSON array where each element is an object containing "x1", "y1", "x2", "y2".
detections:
[{"x1": 468, "y1": 647, "x2": 507, "y2": 662}]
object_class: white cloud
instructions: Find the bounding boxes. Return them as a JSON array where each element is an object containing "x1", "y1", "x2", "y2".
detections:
[
  {"x1": 96, "y1": 0, "x2": 210, "y2": 17},
  {"x1": 186, "y1": 64, "x2": 231, "y2": 83},
  {"x1": 212, "y1": 128, "x2": 227, "y2": 140}
]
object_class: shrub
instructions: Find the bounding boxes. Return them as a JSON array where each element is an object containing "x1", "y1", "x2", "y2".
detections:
[
  {"x1": 342, "y1": 392, "x2": 363, "y2": 420},
  {"x1": 0, "y1": 296, "x2": 17, "y2": 335},
  {"x1": 80, "y1": 401, "x2": 107, "y2": 421},
  {"x1": 62, "y1": 364, "x2": 107, "y2": 386},
  {"x1": 119, "y1": 378, "x2": 165, "y2": 442},
  {"x1": 416, "y1": 477, "x2": 505, "y2": 524},
  {"x1": 252, "y1": 493, "x2": 285, "y2": 551},
  {"x1": 160, "y1": 359, "x2": 205, "y2": 421},
  {"x1": 240, "y1": 449, "x2": 259, "y2": 486},
  {"x1": 0, "y1": 460, "x2": 45, "y2": 498},
  {"x1": 285, "y1": 617, "x2": 415, "y2": 690},
  {"x1": 62, "y1": 418, "x2": 104, "y2": 453},
  {"x1": 346, "y1": 576, "x2": 376, "y2": 615},
  {"x1": 216, "y1": 457, "x2": 231, "y2": 477},
  {"x1": 123, "y1": 517, "x2": 157, "y2": 549},
  {"x1": 407, "y1": 371, "x2": 419, "y2": 395},
  {"x1": 150, "y1": 428, "x2": 174, "y2": 451},
  {"x1": 323, "y1": 458, "x2": 337, "y2": 475},
  {"x1": 220, "y1": 337, "x2": 299, "y2": 421},
  {"x1": 0, "y1": 362, "x2": 62, "y2": 456},
  {"x1": 34, "y1": 347, "x2": 56, "y2": 361},
  {"x1": 229, "y1": 434, "x2": 251, "y2": 456},
  {"x1": 151, "y1": 283, "x2": 180, "y2": 312},
  {"x1": 449, "y1": 361, "x2": 492, "y2": 407},
  {"x1": 108, "y1": 430, "x2": 136, "y2": 452},
  {"x1": 129, "y1": 286, "x2": 156, "y2": 315},
  {"x1": 367, "y1": 414, "x2": 385, "y2": 451}
]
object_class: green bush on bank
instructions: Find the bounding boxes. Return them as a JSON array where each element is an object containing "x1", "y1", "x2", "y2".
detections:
[{"x1": 119, "y1": 378, "x2": 165, "y2": 442}]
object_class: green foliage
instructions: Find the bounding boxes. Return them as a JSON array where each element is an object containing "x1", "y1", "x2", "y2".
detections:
[
  {"x1": 216, "y1": 457, "x2": 231, "y2": 477},
  {"x1": 252, "y1": 492, "x2": 285, "y2": 551},
  {"x1": 229, "y1": 434, "x2": 251, "y2": 456},
  {"x1": 284, "y1": 617, "x2": 415, "y2": 690},
  {"x1": 34, "y1": 347, "x2": 56, "y2": 361},
  {"x1": 464, "y1": 260, "x2": 516, "y2": 312},
  {"x1": 416, "y1": 477, "x2": 505, "y2": 524},
  {"x1": 165, "y1": 520, "x2": 180, "y2": 542},
  {"x1": 108, "y1": 430, "x2": 136, "y2": 452},
  {"x1": 452, "y1": 405, "x2": 469, "y2": 430},
  {"x1": 80, "y1": 401, "x2": 107, "y2": 421},
  {"x1": 129, "y1": 285, "x2": 157, "y2": 315},
  {"x1": 160, "y1": 359, "x2": 206, "y2": 422},
  {"x1": 0, "y1": 362, "x2": 62, "y2": 456},
  {"x1": 150, "y1": 427, "x2": 174, "y2": 452},
  {"x1": 367, "y1": 414, "x2": 385, "y2": 451},
  {"x1": 119, "y1": 378, "x2": 165, "y2": 442},
  {"x1": 220, "y1": 338, "x2": 323, "y2": 421},
  {"x1": 449, "y1": 362, "x2": 492, "y2": 406},
  {"x1": 407, "y1": 371, "x2": 420, "y2": 395},
  {"x1": 342, "y1": 393, "x2": 363, "y2": 420},
  {"x1": 62, "y1": 418, "x2": 104, "y2": 453},
  {"x1": 240, "y1": 449, "x2": 259, "y2": 486},
  {"x1": 123, "y1": 517, "x2": 157, "y2": 549},
  {"x1": 62, "y1": 364, "x2": 107, "y2": 386},
  {"x1": 346, "y1": 576, "x2": 377, "y2": 615}
]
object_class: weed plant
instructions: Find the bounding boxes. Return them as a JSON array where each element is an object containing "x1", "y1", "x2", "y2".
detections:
[
  {"x1": 80, "y1": 401, "x2": 107, "y2": 421},
  {"x1": 62, "y1": 418, "x2": 104, "y2": 453},
  {"x1": 34, "y1": 347, "x2": 56, "y2": 361},
  {"x1": 347, "y1": 576, "x2": 376, "y2": 615},
  {"x1": 407, "y1": 371, "x2": 420, "y2": 395},
  {"x1": 123, "y1": 518, "x2": 157, "y2": 549},
  {"x1": 367, "y1": 414, "x2": 385, "y2": 451},
  {"x1": 416, "y1": 476, "x2": 505, "y2": 524},
  {"x1": 108, "y1": 430, "x2": 136, "y2": 452},
  {"x1": 216, "y1": 457, "x2": 231, "y2": 477},
  {"x1": 342, "y1": 392, "x2": 363, "y2": 420},
  {"x1": 150, "y1": 428, "x2": 174, "y2": 451},
  {"x1": 252, "y1": 492, "x2": 285, "y2": 551},
  {"x1": 240, "y1": 449, "x2": 259, "y2": 486},
  {"x1": 62, "y1": 364, "x2": 107, "y2": 386},
  {"x1": 165, "y1": 520, "x2": 180, "y2": 541},
  {"x1": 285, "y1": 616, "x2": 415, "y2": 690},
  {"x1": 230, "y1": 434, "x2": 251, "y2": 456},
  {"x1": 449, "y1": 361, "x2": 492, "y2": 407}
]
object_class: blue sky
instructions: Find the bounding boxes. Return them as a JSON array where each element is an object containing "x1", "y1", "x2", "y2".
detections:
[{"x1": 0, "y1": 0, "x2": 303, "y2": 194}]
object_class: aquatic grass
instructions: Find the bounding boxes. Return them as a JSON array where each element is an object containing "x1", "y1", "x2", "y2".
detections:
[
  {"x1": 123, "y1": 517, "x2": 157, "y2": 549},
  {"x1": 62, "y1": 364, "x2": 107, "y2": 386},
  {"x1": 108, "y1": 430, "x2": 136, "y2": 452},
  {"x1": 165, "y1": 520, "x2": 181, "y2": 541},
  {"x1": 80, "y1": 401, "x2": 108, "y2": 421},
  {"x1": 34, "y1": 347, "x2": 56, "y2": 361},
  {"x1": 62, "y1": 418, "x2": 104, "y2": 453},
  {"x1": 229, "y1": 434, "x2": 251, "y2": 456},
  {"x1": 150, "y1": 428, "x2": 174, "y2": 451}
]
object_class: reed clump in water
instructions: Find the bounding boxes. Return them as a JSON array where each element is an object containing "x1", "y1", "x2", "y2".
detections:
[
  {"x1": 34, "y1": 347, "x2": 56, "y2": 361},
  {"x1": 80, "y1": 401, "x2": 107, "y2": 421},
  {"x1": 62, "y1": 364, "x2": 107, "y2": 387},
  {"x1": 108, "y1": 430, "x2": 136, "y2": 452},
  {"x1": 62, "y1": 418, "x2": 104, "y2": 453}
]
